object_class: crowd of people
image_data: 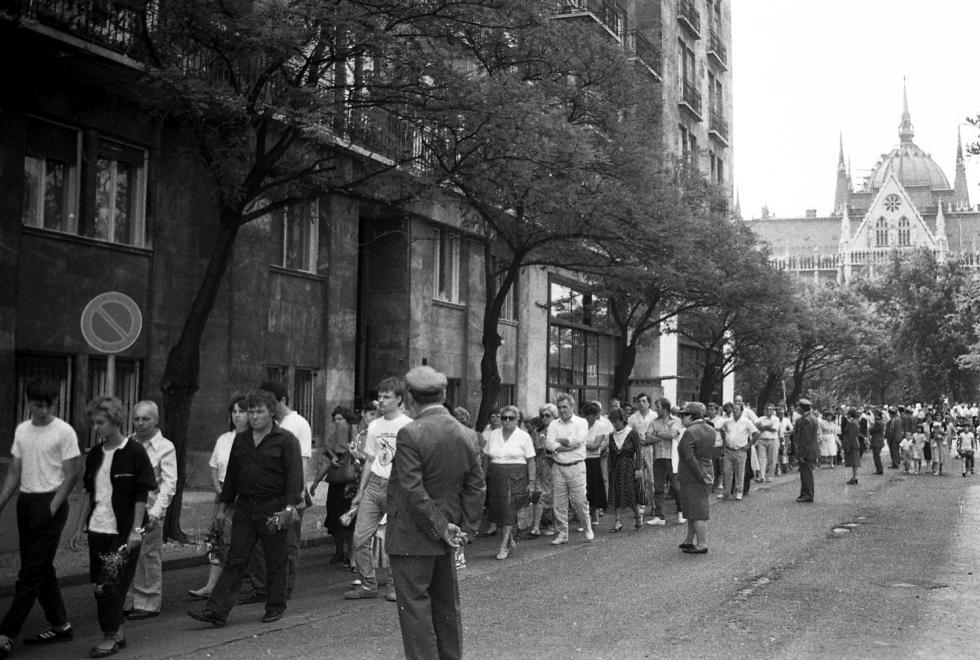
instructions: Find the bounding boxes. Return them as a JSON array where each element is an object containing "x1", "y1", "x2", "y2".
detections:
[{"x1": 1, "y1": 371, "x2": 975, "y2": 659}]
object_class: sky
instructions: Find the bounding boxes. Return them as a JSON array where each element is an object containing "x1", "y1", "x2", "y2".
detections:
[{"x1": 732, "y1": 0, "x2": 980, "y2": 220}]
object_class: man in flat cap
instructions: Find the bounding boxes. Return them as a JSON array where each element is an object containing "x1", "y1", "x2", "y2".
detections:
[
  {"x1": 386, "y1": 366, "x2": 485, "y2": 660},
  {"x1": 792, "y1": 399, "x2": 819, "y2": 503}
]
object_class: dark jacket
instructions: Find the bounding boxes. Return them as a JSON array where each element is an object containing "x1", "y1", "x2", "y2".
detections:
[
  {"x1": 82, "y1": 438, "x2": 157, "y2": 538},
  {"x1": 793, "y1": 412, "x2": 820, "y2": 462},
  {"x1": 386, "y1": 405, "x2": 485, "y2": 556},
  {"x1": 870, "y1": 418, "x2": 886, "y2": 449},
  {"x1": 677, "y1": 420, "x2": 715, "y2": 485}
]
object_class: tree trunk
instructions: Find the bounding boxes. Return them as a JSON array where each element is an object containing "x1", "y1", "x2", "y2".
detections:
[
  {"x1": 475, "y1": 242, "x2": 518, "y2": 430},
  {"x1": 612, "y1": 340, "x2": 637, "y2": 402},
  {"x1": 697, "y1": 354, "x2": 721, "y2": 403},
  {"x1": 756, "y1": 370, "x2": 782, "y2": 409},
  {"x1": 161, "y1": 214, "x2": 241, "y2": 542}
]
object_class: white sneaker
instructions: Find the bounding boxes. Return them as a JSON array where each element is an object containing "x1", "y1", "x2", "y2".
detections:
[
  {"x1": 550, "y1": 535, "x2": 569, "y2": 545},
  {"x1": 717, "y1": 493, "x2": 726, "y2": 499},
  {"x1": 584, "y1": 529, "x2": 594, "y2": 542},
  {"x1": 677, "y1": 513, "x2": 686, "y2": 524},
  {"x1": 735, "y1": 493, "x2": 743, "y2": 500},
  {"x1": 646, "y1": 517, "x2": 666, "y2": 526}
]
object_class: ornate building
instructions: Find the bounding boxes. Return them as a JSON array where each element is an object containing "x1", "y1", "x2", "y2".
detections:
[{"x1": 746, "y1": 85, "x2": 979, "y2": 284}]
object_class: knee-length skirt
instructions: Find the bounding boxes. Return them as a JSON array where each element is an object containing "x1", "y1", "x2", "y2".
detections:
[{"x1": 487, "y1": 463, "x2": 528, "y2": 526}]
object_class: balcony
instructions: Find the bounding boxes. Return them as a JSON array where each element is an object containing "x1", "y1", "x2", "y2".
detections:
[
  {"x1": 676, "y1": 0, "x2": 701, "y2": 39},
  {"x1": 707, "y1": 30, "x2": 727, "y2": 70},
  {"x1": 553, "y1": 0, "x2": 626, "y2": 42},
  {"x1": 679, "y1": 79, "x2": 702, "y2": 120},
  {"x1": 623, "y1": 30, "x2": 661, "y2": 80},
  {"x1": 708, "y1": 109, "x2": 728, "y2": 145}
]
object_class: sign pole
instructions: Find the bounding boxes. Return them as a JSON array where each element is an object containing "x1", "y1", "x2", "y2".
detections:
[{"x1": 107, "y1": 354, "x2": 116, "y2": 397}]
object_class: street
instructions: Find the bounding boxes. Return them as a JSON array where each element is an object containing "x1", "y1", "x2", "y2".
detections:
[{"x1": 5, "y1": 462, "x2": 977, "y2": 659}]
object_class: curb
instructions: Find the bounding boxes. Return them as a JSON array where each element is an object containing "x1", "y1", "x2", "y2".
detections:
[{"x1": 0, "y1": 536, "x2": 332, "y2": 599}]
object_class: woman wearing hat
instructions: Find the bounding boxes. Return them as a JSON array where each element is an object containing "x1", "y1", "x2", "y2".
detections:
[{"x1": 676, "y1": 403, "x2": 715, "y2": 554}]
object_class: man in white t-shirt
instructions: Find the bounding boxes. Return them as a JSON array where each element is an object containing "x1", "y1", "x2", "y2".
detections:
[
  {"x1": 544, "y1": 393, "x2": 593, "y2": 545},
  {"x1": 0, "y1": 377, "x2": 82, "y2": 654},
  {"x1": 345, "y1": 377, "x2": 412, "y2": 601},
  {"x1": 124, "y1": 401, "x2": 177, "y2": 620}
]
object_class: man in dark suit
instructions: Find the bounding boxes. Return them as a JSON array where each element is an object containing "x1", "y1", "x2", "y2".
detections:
[
  {"x1": 386, "y1": 366, "x2": 485, "y2": 660},
  {"x1": 793, "y1": 399, "x2": 819, "y2": 503}
]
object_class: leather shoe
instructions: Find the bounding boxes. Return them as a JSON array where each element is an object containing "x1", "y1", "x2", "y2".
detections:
[
  {"x1": 796, "y1": 496, "x2": 814, "y2": 503},
  {"x1": 237, "y1": 591, "x2": 266, "y2": 605},
  {"x1": 187, "y1": 609, "x2": 227, "y2": 627},
  {"x1": 261, "y1": 610, "x2": 283, "y2": 623},
  {"x1": 89, "y1": 642, "x2": 119, "y2": 658},
  {"x1": 125, "y1": 609, "x2": 158, "y2": 621},
  {"x1": 385, "y1": 589, "x2": 397, "y2": 602}
]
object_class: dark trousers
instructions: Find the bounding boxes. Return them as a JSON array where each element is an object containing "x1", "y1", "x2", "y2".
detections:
[
  {"x1": 87, "y1": 532, "x2": 140, "y2": 635},
  {"x1": 207, "y1": 504, "x2": 289, "y2": 618},
  {"x1": 247, "y1": 510, "x2": 301, "y2": 597},
  {"x1": 0, "y1": 493, "x2": 70, "y2": 638},
  {"x1": 887, "y1": 439, "x2": 901, "y2": 468},
  {"x1": 871, "y1": 446, "x2": 884, "y2": 473},
  {"x1": 798, "y1": 459, "x2": 815, "y2": 501},
  {"x1": 389, "y1": 552, "x2": 462, "y2": 660},
  {"x1": 652, "y1": 459, "x2": 680, "y2": 518},
  {"x1": 964, "y1": 454, "x2": 975, "y2": 473}
]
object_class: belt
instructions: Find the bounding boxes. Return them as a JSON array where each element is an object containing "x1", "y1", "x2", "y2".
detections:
[{"x1": 554, "y1": 460, "x2": 583, "y2": 467}]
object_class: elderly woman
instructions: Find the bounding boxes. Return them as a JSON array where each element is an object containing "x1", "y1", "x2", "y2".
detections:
[
  {"x1": 842, "y1": 408, "x2": 862, "y2": 485},
  {"x1": 70, "y1": 396, "x2": 156, "y2": 658},
  {"x1": 484, "y1": 406, "x2": 536, "y2": 559},
  {"x1": 582, "y1": 402, "x2": 611, "y2": 526},
  {"x1": 311, "y1": 406, "x2": 360, "y2": 566},
  {"x1": 676, "y1": 402, "x2": 715, "y2": 555},
  {"x1": 189, "y1": 395, "x2": 249, "y2": 599},
  {"x1": 528, "y1": 404, "x2": 558, "y2": 537},
  {"x1": 606, "y1": 409, "x2": 642, "y2": 530}
]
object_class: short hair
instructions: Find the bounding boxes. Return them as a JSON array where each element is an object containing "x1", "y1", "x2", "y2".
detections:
[
  {"x1": 722, "y1": 402, "x2": 734, "y2": 414},
  {"x1": 377, "y1": 377, "x2": 406, "y2": 402},
  {"x1": 655, "y1": 397, "x2": 672, "y2": 412},
  {"x1": 25, "y1": 377, "x2": 60, "y2": 405},
  {"x1": 332, "y1": 406, "x2": 357, "y2": 425},
  {"x1": 228, "y1": 394, "x2": 247, "y2": 414},
  {"x1": 86, "y1": 395, "x2": 128, "y2": 428},
  {"x1": 847, "y1": 408, "x2": 860, "y2": 419},
  {"x1": 581, "y1": 401, "x2": 601, "y2": 417},
  {"x1": 555, "y1": 392, "x2": 575, "y2": 408},
  {"x1": 635, "y1": 393, "x2": 650, "y2": 404},
  {"x1": 133, "y1": 400, "x2": 159, "y2": 422},
  {"x1": 539, "y1": 403, "x2": 558, "y2": 418},
  {"x1": 259, "y1": 381, "x2": 289, "y2": 404},
  {"x1": 245, "y1": 389, "x2": 278, "y2": 413},
  {"x1": 608, "y1": 408, "x2": 627, "y2": 424},
  {"x1": 499, "y1": 405, "x2": 520, "y2": 418},
  {"x1": 452, "y1": 407, "x2": 471, "y2": 424}
]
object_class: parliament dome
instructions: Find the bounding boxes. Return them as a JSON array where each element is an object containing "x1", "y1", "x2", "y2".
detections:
[{"x1": 865, "y1": 142, "x2": 950, "y2": 192}]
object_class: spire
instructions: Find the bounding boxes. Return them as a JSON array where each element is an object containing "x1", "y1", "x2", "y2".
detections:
[
  {"x1": 733, "y1": 188, "x2": 742, "y2": 221},
  {"x1": 899, "y1": 78, "x2": 914, "y2": 144},
  {"x1": 833, "y1": 132, "x2": 851, "y2": 215},
  {"x1": 954, "y1": 125, "x2": 971, "y2": 210},
  {"x1": 839, "y1": 203, "x2": 850, "y2": 245},
  {"x1": 936, "y1": 200, "x2": 947, "y2": 258}
]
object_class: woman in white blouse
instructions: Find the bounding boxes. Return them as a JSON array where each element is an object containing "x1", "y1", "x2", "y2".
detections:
[{"x1": 484, "y1": 406, "x2": 536, "y2": 560}]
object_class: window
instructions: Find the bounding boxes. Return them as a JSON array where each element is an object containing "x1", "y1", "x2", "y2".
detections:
[
  {"x1": 273, "y1": 201, "x2": 319, "y2": 273},
  {"x1": 22, "y1": 117, "x2": 148, "y2": 247},
  {"x1": 493, "y1": 256, "x2": 518, "y2": 322},
  {"x1": 293, "y1": 368, "x2": 316, "y2": 432},
  {"x1": 875, "y1": 217, "x2": 888, "y2": 247},
  {"x1": 15, "y1": 353, "x2": 73, "y2": 425},
  {"x1": 679, "y1": 39, "x2": 695, "y2": 84},
  {"x1": 680, "y1": 125, "x2": 698, "y2": 165},
  {"x1": 898, "y1": 217, "x2": 910, "y2": 246},
  {"x1": 266, "y1": 365, "x2": 288, "y2": 383},
  {"x1": 22, "y1": 118, "x2": 80, "y2": 234},
  {"x1": 499, "y1": 384, "x2": 515, "y2": 407},
  {"x1": 434, "y1": 228, "x2": 463, "y2": 304},
  {"x1": 547, "y1": 281, "x2": 619, "y2": 405}
]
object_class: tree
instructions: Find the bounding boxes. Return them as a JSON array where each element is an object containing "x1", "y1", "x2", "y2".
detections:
[{"x1": 123, "y1": 0, "x2": 531, "y2": 540}]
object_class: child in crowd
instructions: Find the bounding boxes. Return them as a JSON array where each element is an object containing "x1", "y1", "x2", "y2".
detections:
[
  {"x1": 899, "y1": 432, "x2": 914, "y2": 473},
  {"x1": 958, "y1": 426, "x2": 976, "y2": 477},
  {"x1": 911, "y1": 425, "x2": 927, "y2": 474}
]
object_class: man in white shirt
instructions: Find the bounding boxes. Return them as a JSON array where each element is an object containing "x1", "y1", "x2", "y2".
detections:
[
  {"x1": 646, "y1": 398, "x2": 683, "y2": 525},
  {"x1": 756, "y1": 404, "x2": 781, "y2": 482},
  {"x1": 628, "y1": 393, "x2": 657, "y2": 516},
  {"x1": 0, "y1": 378, "x2": 81, "y2": 654},
  {"x1": 345, "y1": 377, "x2": 412, "y2": 601},
  {"x1": 720, "y1": 402, "x2": 758, "y2": 500},
  {"x1": 125, "y1": 401, "x2": 177, "y2": 620},
  {"x1": 544, "y1": 393, "x2": 594, "y2": 545}
]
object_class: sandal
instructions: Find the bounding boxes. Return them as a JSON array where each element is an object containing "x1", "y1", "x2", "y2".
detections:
[
  {"x1": 610, "y1": 520, "x2": 623, "y2": 533},
  {"x1": 527, "y1": 528, "x2": 541, "y2": 538}
]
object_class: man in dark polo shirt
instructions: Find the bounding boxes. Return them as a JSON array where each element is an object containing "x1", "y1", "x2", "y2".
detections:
[{"x1": 188, "y1": 389, "x2": 303, "y2": 627}]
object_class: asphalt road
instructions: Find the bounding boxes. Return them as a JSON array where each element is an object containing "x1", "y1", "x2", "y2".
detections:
[{"x1": 4, "y1": 458, "x2": 978, "y2": 659}]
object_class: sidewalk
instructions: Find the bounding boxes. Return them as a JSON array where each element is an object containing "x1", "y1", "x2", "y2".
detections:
[{"x1": 0, "y1": 490, "x2": 332, "y2": 597}]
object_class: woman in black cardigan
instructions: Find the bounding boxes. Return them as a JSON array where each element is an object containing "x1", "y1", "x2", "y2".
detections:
[{"x1": 70, "y1": 396, "x2": 156, "y2": 658}]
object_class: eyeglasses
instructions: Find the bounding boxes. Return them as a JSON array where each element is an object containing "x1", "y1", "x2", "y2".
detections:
[
  {"x1": 540, "y1": 413, "x2": 552, "y2": 418},
  {"x1": 500, "y1": 415, "x2": 517, "y2": 421}
]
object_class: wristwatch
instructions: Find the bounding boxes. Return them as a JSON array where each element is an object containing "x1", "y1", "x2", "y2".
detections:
[{"x1": 285, "y1": 505, "x2": 296, "y2": 514}]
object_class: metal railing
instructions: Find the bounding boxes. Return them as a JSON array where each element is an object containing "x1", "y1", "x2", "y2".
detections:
[
  {"x1": 677, "y1": 0, "x2": 700, "y2": 37},
  {"x1": 709, "y1": 109, "x2": 728, "y2": 141},
  {"x1": 18, "y1": 0, "x2": 157, "y2": 57},
  {"x1": 707, "y1": 30, "x2": 727, "y2": 68},
  {"x1": 623, "y1": 30, "x2": 661, "y2": 78},
  {"x1": 680, "y1": 79, "x2": 702, "y2": 118},
  {"x1": 554, "y1": 0, "x2": 626, "y2": 40}
]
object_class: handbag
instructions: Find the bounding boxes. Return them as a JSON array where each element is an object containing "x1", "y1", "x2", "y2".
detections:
[{"x1": 325, "y1": 452, "x2": 357, "y2": 484}]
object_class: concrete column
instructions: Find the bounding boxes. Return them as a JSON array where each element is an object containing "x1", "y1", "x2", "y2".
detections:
[{"x1": 658, "y1": 322, "x2": 678, "y2": 404}]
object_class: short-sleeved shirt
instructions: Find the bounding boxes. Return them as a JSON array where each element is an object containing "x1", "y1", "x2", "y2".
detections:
[
  {"x1": 485, "y1": 427, "x2": 536, "y2": 465},
  {"x1": 545, "y1": 415, "x2": 589, "y2": 464},
  {"x1": 208, "y1": 431, "x2": 236, "y2": 484},
  {"x1": 365, "y1": 413, "x2": 412, "y2": 479},
  {"x1": 12, "y1": 417, "x2": 81, "y2": 493},
  {"x1": 279, "y1": 412, "x2": 312, "y2": 459},
  {"x1": 722, "y1": 416, "x2": 758, "y2": 450},
  {"x1": 586, "y1": 417, "x2": 614, "y2": 459}
]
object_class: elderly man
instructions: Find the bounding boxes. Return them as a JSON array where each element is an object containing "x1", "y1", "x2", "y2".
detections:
[
  {"x1": 793, "y1": 399, "x2": 820, "y2": 503},
  {"x1": 387, "y1": 366, "x2": 485, "y2": 660},
  {"x1": 544, "y1": 394, "x2": 594, "y2": 544},
  {"x1": 646, "y1": 398, "x2": 683, "y2": 525},
  {"x1": 124, "y1": 401, "x2": 177, "y2": 621}
]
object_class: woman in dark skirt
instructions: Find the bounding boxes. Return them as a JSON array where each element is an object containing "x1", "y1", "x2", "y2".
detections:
[
  {"x1": 484, "y1": 406, "x2": 536, "y2": 560},
  {"x1": 606, "y1": 409, "x2": 642, "y2": 531},
  {"x1": 312, "y1": 406, "x2": 363, "y2": 566},
  {"x1": 582, "y1": 402, "x2": 611, "y2": 525},
  {"x1": 69, "y1": 396, "x2": 156, "y2": 658}
]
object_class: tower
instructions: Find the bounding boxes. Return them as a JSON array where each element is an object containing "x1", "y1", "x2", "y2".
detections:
[
  {"x1": 833, "y1": 132, "x2": 851, "y2": 214},
  {"x1": 953, "y1": 126, "x2": 971, "y2": 211},
  {"x1": 899, "y1": 78, "x2": 914, "y2": 145}
]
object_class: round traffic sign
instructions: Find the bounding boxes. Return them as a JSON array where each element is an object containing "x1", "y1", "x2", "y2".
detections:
[{"x1": 80, "y1": 292, "x2": 143, "y2": 354}]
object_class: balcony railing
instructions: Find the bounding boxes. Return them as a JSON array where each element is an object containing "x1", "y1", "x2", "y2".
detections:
[
  {"x1": 677, "y1": 0, "x2": 701, "y2": 38},
  {"x1": 623, "y1": 30, "x2": 661, "y2": 79},
  {"x1": 554, "y1": 0, "x2": 626, "y2": 41},
  {"x1": 680, "y1": 79, "x2": 702, "y2": 119},
  {"x1": 15, "y1": 0, "x2": 158, "y2": 59},
  {"x1": 707, "y1": 30, "x2": 727, "y2": 69},
  {"x1": 708, "y1": 109, "x2": 728, "y2": 144}
]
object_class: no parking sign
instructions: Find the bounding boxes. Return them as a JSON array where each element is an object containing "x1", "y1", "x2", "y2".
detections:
[{"x1": 80, "y1": 292, "x2": 143, "y2": 354}]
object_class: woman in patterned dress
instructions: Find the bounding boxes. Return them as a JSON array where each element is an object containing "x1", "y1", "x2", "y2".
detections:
[{"x1": 606, "y1": 408, "x2": 642, "y2": 531}]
